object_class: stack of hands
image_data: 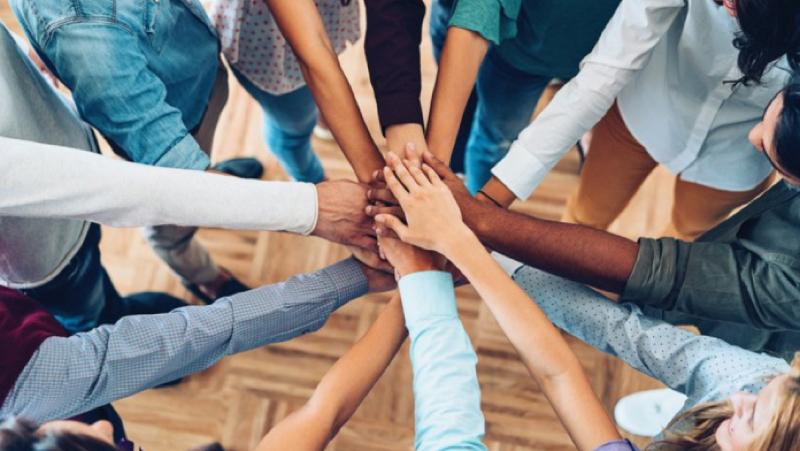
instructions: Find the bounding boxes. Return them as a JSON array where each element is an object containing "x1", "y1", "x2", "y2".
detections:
[{"x1": 314, "y1": 143, "x2": 493, "y2": 290}]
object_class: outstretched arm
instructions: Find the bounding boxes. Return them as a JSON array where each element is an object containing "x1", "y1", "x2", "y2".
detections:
[
  {"x1": 267, "y1": 0, "x2": 384, "y2": 182},
  {"x1": 2, "y1": 259, "x2": 386, "y2": 422},
  {"x1": 374, "y1": 155, "x2": 621, "y2": 450},
  {"x1": 256, "y1": 296, "x2": 407, "y2": 450}
]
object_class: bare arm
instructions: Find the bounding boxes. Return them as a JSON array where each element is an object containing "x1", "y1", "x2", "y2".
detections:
[
  {"x1": 267, "y1": 0, "x2": 384, "y2": 182},
  {"x1": 255, "y1": 297, "x2": 407, "y2": 450},
  {"x1": 426, "y1": 27, "x2": 489, "y2": 162},
  {"x1": 374, "y1": 154, "x2": 622, "y2": 450}
]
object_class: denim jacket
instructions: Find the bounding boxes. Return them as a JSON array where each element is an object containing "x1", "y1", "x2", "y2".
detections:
[{"x1": 10, "y1": 0, "x2": 219, "y2": 170}]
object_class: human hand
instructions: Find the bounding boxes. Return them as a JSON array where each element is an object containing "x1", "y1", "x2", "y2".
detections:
[
  {"x1": 376, "y1": 235, "x2": 437, "y2": 279},
  {"x1": 313, "y1": 180, "x2": 377, "y2": 252},
  {"x1": 355, "y1": 259, "x2": 397, "y2": 293},
  {"x1": 374, "y1": 152, "x2": 475, "y2": 256}
]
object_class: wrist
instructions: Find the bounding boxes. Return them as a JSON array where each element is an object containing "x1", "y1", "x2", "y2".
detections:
[
  {"x1": 395, "y1": 249, "x2": 438, "y2": 278},
  {"x1": 438, "y1": 225, "x2": 479, "y2": 260}
]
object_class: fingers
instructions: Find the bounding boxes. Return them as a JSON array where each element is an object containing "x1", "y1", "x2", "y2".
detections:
[
  {"x1": 375, "y1": 214, "x2": 409, "y2": 241},
  {"x1": 349, "y1": 245, "x2": 393, "y2": 272},
  {"x1": 374, "y1": 224, "x2": 400, "y2": 240},
  {"x1": 365, "y1": 205, "x2": 405, "y2": 220},
  {"x1": 367, "y1": 187, "x2": 397, "y2": 205},
  {"x1": 421, "y1": 164, "x2": 444, "y2": 187},
  {"x1": 404, "y1": 142, "x2": 421, "y2": 167},
  {"x1": 386, "y1": 152, "x2": 420, "y2": 192},
  {"x1": 383, "y1": 165, "x2": 410, "y2": 202},
  {"x1": 353, "y1": 235, "x2": 379, "y2": 253},
  {"x1": 422, "y1": 151, "x2": 453, "y2": 179},
  {"x1": 407, "y1": 164, "x2": 432, "y2": 187},
  {"x1": 371, "y1": 168, "x2": 385, "y2": 184}
]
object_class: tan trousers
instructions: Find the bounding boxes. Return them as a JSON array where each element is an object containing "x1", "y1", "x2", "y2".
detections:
[
  {"x1": 563, "y1": 103, "x2": 772, "y2": 241},
  {"x1": 142, "y1": 63, "x2": 230, "y2": 284}
]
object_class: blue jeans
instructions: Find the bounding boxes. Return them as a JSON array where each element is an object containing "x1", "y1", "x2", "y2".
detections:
[
  {"x1": 465, "y1": 49, "x2": 551, "y2": 193},
  {"x1": 22, "y1": 224, "x2": 187, "y2": 334},
  {"x1": 233, "y1": 68, "x2": 325, "y2": 183}
]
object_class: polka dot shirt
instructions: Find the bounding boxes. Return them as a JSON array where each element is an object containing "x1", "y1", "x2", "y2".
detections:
[{"x1": 208, "y1": 0, "x2": 360, "y2": 95}]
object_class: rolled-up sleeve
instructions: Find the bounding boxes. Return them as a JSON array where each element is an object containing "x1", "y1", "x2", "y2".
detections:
[
  {"x1": 364, "y1": 0, "x2": 425, "y2": 131},
  {"x1": 622, "y1": 237, "x2": 800, "y2": 331}
]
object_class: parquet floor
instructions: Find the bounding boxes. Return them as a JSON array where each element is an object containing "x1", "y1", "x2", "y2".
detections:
[{"x1": 2, "y1": 3, "x2": 678, "y2": 449}]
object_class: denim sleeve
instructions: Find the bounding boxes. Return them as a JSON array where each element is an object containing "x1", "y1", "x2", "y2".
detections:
[
  {"x1": 42, "y1": 22, "x2": 209, "y2": 170},
  {"x1": 0, "y1": 259, "x2": 368, "y2": 422},
  {"x1": 622, "y1": 237, "x2": 800, "y2": 331},
  {"x1": 511, "y1": 266, "x2": 789, "y2": 408},
  {"x1": 399, "y1": 271, "x2": 487, "y2": 451}
]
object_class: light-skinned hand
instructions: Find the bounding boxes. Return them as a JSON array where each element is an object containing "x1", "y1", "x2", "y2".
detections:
[{"x1": 374, "y1": 152, "x2": 474, "y2": 255}]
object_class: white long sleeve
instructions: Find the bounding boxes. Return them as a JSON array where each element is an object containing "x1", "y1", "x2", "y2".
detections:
[
  {"x1": 491, "y1": 0, "x2": 685, "y2": 199},
  {"x1": 1, "y1": 136, "x2": 318, "y2": 234}
]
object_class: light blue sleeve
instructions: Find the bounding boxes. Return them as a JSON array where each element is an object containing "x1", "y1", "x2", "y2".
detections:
[
  {"x1": 1, "y1": 259, "x2": 368, "y2": 422},
  {"x1": 399, "y1": 271, "x2": 487, "y2": 451},
  {"x1": 510, "y1": 265, "x2": 790, "y2": 408}
]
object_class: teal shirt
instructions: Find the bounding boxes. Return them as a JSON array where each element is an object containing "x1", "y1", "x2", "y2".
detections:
[
  {"x1": 398, "y1": 271, "x2": 486, "y2": 451},
  {"x1": 449, "y1": 0, "x2": 620, "y2": 79}
]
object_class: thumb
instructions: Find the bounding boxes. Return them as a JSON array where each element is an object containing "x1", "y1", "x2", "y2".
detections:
[{"x1": 375, "y1": 214, "x2": 409, "y2": 240}]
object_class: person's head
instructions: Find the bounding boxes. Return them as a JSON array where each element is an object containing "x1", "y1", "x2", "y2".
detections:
[
  {"x1": 0, "y1": 417, "x2": 118, "y2": 451},
  {"x1": 650, "y1": 353, "x2": 800, "y2": 450},
  {"x1": 713, "y1": 0, "x2": 800, "y2": 84},
  {"x1": 748, "y1": 73, "x2": 800, "y2": 186}
]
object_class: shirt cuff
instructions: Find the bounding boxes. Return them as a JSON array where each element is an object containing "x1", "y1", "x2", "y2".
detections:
[
  {"x1": 398, "y1": 271, "x2": 457, "y2": 326},
  {"x1": 491, "y1": 252, "x2": 524, "y2": 276},
  {"x1": 325, "y1": 258, "x2": 371, "y2": 308},
  {"x1": 375, "y1": 91, "x2": 424, "y2": 133},
  {"x1": 490, "y1": 141, "x2": 549, "y2": 200},
  {"x1": 620, "y1": 237, "x2": 680, "y2": 308},
  {"x1": 153, "y1": 134, "x2": 211, "y2": 170}
]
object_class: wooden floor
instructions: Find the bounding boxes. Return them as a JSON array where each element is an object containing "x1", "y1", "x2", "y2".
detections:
[{"x1": 2, "y1": 3, "x2": 679, "y2": 450}]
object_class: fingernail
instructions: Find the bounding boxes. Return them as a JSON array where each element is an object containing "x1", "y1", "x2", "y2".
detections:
[
  {"x1": 407, "y1": 142, "x2": 416, "y2": 150},
  {"x1": 367, "y1": 189, "x2": 372, "y2": 198},
  {"x1": 366, "y1": 206, "x2": 373, "y2": 214}
]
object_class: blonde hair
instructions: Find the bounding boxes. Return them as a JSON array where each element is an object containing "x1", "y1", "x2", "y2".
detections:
[{"x1": 647, "y1": 353, "x2": 800, "y2": 451}]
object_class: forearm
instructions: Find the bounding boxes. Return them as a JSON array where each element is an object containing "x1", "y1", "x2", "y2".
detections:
[
  {"x1": 399, "y1": 271, "x2": 486, "y2": 450},
  {"x1": 2, "y1": 259, "x2": 367, "y2": 421},
  {"x1": 1, "y1": 137, "x2": 318, "y2": 234},
  {"x1": 269, "y1": 0, "x2": 384, "y2": 181},
  {"x1": 447, "y1": 236, "x2": 619, "y2": 450},
  {"x1": 467, "y1": 202, "x2": 637, "y2": 293},
  {"x1": 510, "y1": 265, "x2": 791, "y2": 403},
  {"x1": 364, "y1": 0, "x2": 425, "y2": 132},
  {"x1": 426, "y1": 27, "x2": 489, "y2": 162},
  {"x1": 307, "y1": 297, "x2": 406, "y2": 431}
]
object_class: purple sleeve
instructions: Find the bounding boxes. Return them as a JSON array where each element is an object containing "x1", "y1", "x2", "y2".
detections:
[
  {"x1": 364, "y1": 0, "x2": 425, "y2": 132},
  {"x1": 595, "y1": 439, "x2": 639, "y2": 451}
]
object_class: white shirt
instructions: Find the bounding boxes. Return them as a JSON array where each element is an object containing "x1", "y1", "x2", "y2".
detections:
[
  {"x1": 209, "y1": 0, "x2": 360, "y2": 95},
  {"x1": 1, "y1": 137, "x2": 318, "y2": 288},
  {"x1": 491, "y1": 0, "x2": 792, "y2": 199}
]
